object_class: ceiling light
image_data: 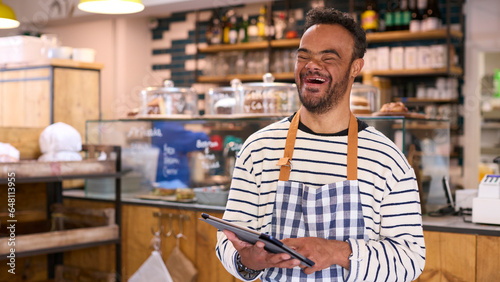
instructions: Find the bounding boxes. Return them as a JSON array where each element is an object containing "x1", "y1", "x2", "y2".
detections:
[
  {"x1": 78, "y1": 0, "x2": 144, "y2": 15},
  {"x1": 0, "y1": 0, "x2": 20, "y2": 29}
]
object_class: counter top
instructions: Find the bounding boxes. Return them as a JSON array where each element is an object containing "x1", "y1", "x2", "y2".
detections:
[
  {"x1": 63, "y1": 189, "x2": 225, "y2": 212},
  {"x1": 422, "y1": 215, "x2": 500, "y2": 236},
  {"x1": 64, "y1": 190, "x2": 500, "y2": 236}
]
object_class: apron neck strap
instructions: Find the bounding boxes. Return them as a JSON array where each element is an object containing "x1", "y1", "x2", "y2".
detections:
[{"x1": 277, "y1": 109, "x2": 358, "y2": 181}]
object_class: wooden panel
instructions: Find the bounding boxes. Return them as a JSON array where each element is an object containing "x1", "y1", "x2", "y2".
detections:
[
  {"x1": 417, "y1": 231, "x2": 476, "y2": 282},
  {"x1": 417, "y1": 231, "x2": 442, "y2": 282},
  {"x1": 121, "y1": 204, "x2": 161, "y2": 280},
  {"x1": 0, "y1": 127, "x2": 44, "y2": 159},
  {"x1": 0, "y1": 68, "x2": 51, "y2": 127},
  {"x1": 477, "y1": 235, "x2": 500, "y2": 281},
  {"x1": 23, "y1": 79, "x2": 51, "y2": 127},
  {"x1": 53, "y1": 67, "x2": 100, "y2": 138},
  {"x1": 196, "y1": 211, "x2": 236, "y2": 282},
  {"x1": 63, "y1": 199, "x2": 116, "y2": 273},
  {"x1": 1, "y1": 72, "x2": 26, "y2": 127},
  {"x1": 0, "y1": 255, "x2": 48, "y2": 281},
  {"x1": 440, "y1": 232, "x2": 476, "y2": 281}
]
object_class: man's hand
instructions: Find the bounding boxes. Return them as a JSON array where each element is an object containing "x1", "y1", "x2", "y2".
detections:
[
  {"x1": 223, "y1": 230, "x2": 301, "y2": 271},
  {"x1": 281, "y1": 237, "x2": 352, "y2": 275}
]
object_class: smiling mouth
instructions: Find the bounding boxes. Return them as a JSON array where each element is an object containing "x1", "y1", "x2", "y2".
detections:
[{"x1": 304, "y1": 77, "x2": 327, "y2": 84}]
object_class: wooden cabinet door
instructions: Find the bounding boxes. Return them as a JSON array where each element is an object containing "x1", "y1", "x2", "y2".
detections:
[
  {"x1": 417, "y1": 231, "x2": 476, "y2": 282},
  {"x1": 0, "y1": 68, "x2": 50, "y2": 127},
  {"x1": 477, "y1": 235, "x2": 500, "y2": 281},
  {"x1": 53, "y1": 67, "x2": 100, "y2": 138},
  {"x1": 196, "y1": 211, "x2": 236, "y2": 282},
  {"x1": 121, "y1": 204, "x2": 161, "y2": 280}
]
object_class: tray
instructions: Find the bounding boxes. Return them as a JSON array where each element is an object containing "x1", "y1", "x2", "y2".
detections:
[
  {"x1": 372, "y1": 111, "x2": 427, "y2": 119},
  {"x1": 135, "y1": 194, "x2": 196, "y2": 203}
]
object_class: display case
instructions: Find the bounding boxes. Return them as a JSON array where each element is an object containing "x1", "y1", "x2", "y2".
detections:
[{"x1": 86, "y1": 116, "x2": 450, "y2": 213}]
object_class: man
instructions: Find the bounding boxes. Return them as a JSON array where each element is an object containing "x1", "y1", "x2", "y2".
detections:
[{"x1": 216, "y1": 7, "x2": 425, "y2": 281}]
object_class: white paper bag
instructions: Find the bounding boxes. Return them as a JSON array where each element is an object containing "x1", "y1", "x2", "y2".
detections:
[
  {"x1": 128, "y1": 251, "x2": 173, "y2": 282},
  {"x1": 39, "y1": 122, "x2": 82, "y2": 153}
]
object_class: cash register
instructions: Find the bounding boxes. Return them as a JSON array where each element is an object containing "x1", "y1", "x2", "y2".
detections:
[{"x1": 472, "y1": 174, "x2": 500, "y2": 225}]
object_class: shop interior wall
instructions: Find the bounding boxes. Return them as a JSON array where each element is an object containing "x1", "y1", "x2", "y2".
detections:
[{"x1": 463, "y1": 0, "x2": 500, "y2": 189}]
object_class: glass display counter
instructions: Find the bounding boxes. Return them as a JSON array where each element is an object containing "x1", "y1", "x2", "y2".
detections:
[{"x1": 86, "y1": 115, "x2": 450, "y2": 213}]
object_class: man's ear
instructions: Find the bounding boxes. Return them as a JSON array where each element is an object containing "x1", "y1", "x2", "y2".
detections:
[{"x1": 350, "y1": 58, "x2": 364, "y2": 78}]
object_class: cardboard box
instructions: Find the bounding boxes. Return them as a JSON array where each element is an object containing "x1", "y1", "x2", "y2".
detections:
[
  {"x1": 404, "y1": 47, "x2": 418, "y2": 69},
  {"x1": 0, "y1": 36, "x2": 45, "y2": 65},
  {"x1": 377, "y1": 47, "x2": 390, "y2": 70},
  {"x1": 417, "y1": 46, "x2": 432, "y2": 69},
  {"x1": 390, "y1": 47, "x2": 404, "y2": 70}
]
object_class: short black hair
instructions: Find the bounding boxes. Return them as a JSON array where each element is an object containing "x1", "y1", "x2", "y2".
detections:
[{"x1": 303, "y1": 7, "x2": 367, "y2": 61}]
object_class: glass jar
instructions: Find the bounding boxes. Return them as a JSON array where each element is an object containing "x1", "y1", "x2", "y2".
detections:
[
  {"x1": 350, "y1": 83, "x2": 380, "y2": 115},
  {"x1": 140, "y1": 80, "x2": 198, "y2": 117},
  {"x1": 205, "y1": 79, "x2": 243, "y2": 116},
  {"x1": 241, "y1": 73, "x2": 299, "y2": 115}
]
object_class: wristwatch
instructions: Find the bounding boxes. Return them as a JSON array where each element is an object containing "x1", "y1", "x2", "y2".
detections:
[{"x1": 235, "y1": 253, "x2": 263, "y2": 280}]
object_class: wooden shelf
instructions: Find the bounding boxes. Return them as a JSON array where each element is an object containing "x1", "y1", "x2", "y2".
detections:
[
  {"x1": 197, "y1": 67, "x2": 462, "y2": 83},
  {"x1": 270, "y1": 38, "x2": 300, "y2": 48},
  {"x1": 198, "y1": 41, "x2": 268, "y2": 53},
  {"x1": 362, "y1": 66, "x2": 463, "y2": 77},
  {"x1": 199, "y1": 29, "x2": 463, "y2": 53},
  {"x1": 394, "y1": 98, "x2": 460, "y2": 104},
  {"x1": 481, "y1": 147, "x2": 500, "y2": 155},
  {"x1": 483, "y1": 111, "x2": 500, "y2": 120},
  {"x1": 0, "y1": 225, "x2": 119, "y2": 258},
  {"x1": 366, "y1": 29, "x2": 463, "y2": 43}
]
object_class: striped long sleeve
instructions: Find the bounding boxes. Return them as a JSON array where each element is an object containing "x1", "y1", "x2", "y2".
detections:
[{"x1": 216, "y1": 117, "x2": 426, "y2": 281}]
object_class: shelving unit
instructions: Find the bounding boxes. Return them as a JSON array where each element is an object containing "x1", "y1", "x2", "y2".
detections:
[
  {"x1": 0, "y1": 144, "x2": 123, "y2": 281},
  {"x1": 197, "y1": 29, "x2": 464, "y2": 83}
]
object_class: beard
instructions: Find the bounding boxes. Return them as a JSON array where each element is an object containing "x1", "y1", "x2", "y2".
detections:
[{"x1": 297, "y1": 64, "x2": 352, "y2": 115}]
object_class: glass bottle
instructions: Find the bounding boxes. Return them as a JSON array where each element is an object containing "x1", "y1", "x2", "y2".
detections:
[
  {"x1": 361, "y1": 0, "x2": 379, "y2": 33},
  {"x1": 393, "y1": 0, "x2": 402, "y2": 31},
  {"x1": 409, "y1": 0, "x2": 422, "y2": 32},
  {"x1": 248, "y1": 18, "x2": 259, "y2": 42},
  {"x1": 401, "y1": 0, "x2": 411, "y2": 31},
  {"x1": 423, "y1": 0, "x2": 441, "y2": 31},
  {"x1": 238, "y1": 14, "x2": 249, "y2": 43},
  {"x1": 257, "y1": 5, "x2": 267, "y2": 41},
  {"x1": 385, "y1": 0, "x2": 394, "y2": 32},
  {"x1": 210, "y1": 18, "x2": 222, "y2": 45},
  {"x1": 275, "y1": 11, "x2": 287, "y2": 39},
  {"x1": 228, "y1": 12, "x2": 238, "y2": 44},
  {"x1": 222, "y1": 14, "x2": 230, "y2": 44}
]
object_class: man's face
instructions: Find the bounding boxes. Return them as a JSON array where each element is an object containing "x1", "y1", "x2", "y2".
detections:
[{"x1": 295, "y1": 24, "x2": 355, "y2": 114}]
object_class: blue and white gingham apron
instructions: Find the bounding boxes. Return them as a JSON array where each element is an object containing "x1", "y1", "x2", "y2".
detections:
[{"x1": 263, "y1": 109, "x2": 366, "y2": 281}]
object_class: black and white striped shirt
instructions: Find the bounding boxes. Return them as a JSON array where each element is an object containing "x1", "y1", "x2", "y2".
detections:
[{"x1": 216, "y1": 116, "x2": 426, "y2": 281}]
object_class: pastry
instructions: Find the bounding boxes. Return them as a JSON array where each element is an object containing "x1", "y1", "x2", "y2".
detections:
[
  {"x1": 243, "y1": 91, "x2": 277, "y2": 114},
  {"x1": 214, "y1": 97, "x2": 236, "y2": 114},
  {"x1": 350, "y1": 96, "x2": 371, "y2": 114},
  {"x1": 380, "y1": 102, "x2": 408, "y2": 113}
]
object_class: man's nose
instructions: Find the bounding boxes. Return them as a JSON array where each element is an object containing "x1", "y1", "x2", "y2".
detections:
[{"x1": 305, "y1": 58, "x2": 323, "y2": 71}]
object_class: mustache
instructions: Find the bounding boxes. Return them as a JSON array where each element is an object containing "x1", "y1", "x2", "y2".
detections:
[{"x1": 300, "y1": 71, "x2": 330, "y2": 80}]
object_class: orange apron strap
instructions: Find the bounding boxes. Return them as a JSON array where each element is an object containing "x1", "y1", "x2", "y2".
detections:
[
  {"x1": 346, "y1": 112, "x2": 358, "y2": 180},
  {"x1": 278, "y1": 108, "x2": 301, "y2": 181},
  {"x1": 278, "y1": 109, "x2": 358, "y2": 181}
]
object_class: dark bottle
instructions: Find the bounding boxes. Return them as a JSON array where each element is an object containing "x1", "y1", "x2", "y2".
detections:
[
  {"x1": 228, "y1": 12, "x2": 238, "y2": 44},
  {"x1": 393, "y1": 0, "x2": 402, "y2": 31},
  {"x1": 409, "y1": 0, "x2": 422, "y2": 32},
  {"x1": 423, "y1": 0, "x2": 441, "y2": 31},
  {"x1": 361, "y1": 0, "x2": 379, "y2": 33},
  {"x1": 385, "y1": 0, "x2": 394, "y2": 32},
  {"x1": 401, "y1": 0, "x2": 411, "y2": 30},
  {"x1": 238, "y1": 13, "x2": 249, "y2": 43}
]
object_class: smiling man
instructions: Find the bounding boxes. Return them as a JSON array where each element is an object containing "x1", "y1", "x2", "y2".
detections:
[{"x1": 216, "y1": 7, "x2": 426, "y2": 282}]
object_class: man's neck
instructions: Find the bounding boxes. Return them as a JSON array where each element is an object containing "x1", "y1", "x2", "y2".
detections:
[{"x1": 300, "y1": 104, "x2": 351, "y2": 134}]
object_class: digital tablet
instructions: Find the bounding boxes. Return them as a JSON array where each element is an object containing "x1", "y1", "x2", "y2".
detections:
[{"x1": 200, "y1": 213, "x2": 315, "y2": 268}]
